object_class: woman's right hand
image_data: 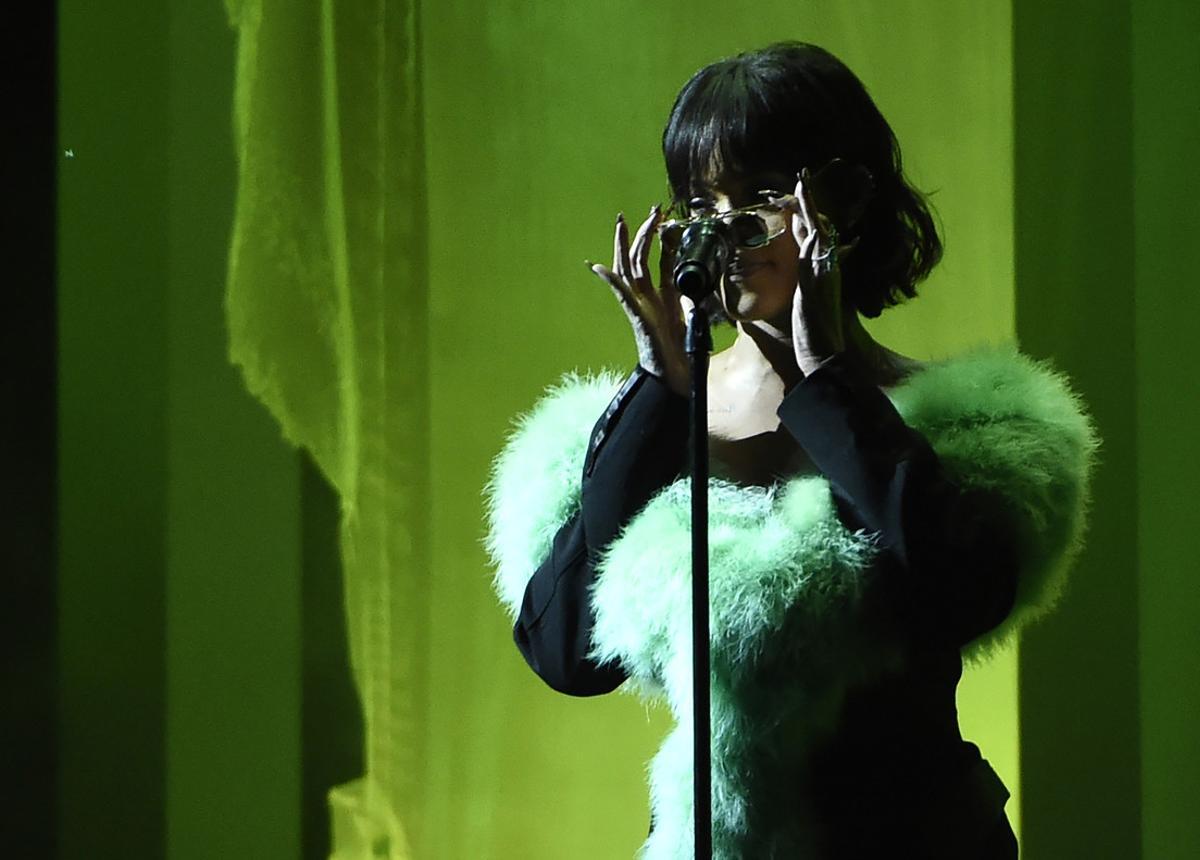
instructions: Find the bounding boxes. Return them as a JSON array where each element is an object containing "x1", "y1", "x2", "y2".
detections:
[{"x1": 588, "y1": 206, "x2": 691, "y2": 397}]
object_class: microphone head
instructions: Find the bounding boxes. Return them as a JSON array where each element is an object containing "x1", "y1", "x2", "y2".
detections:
[
  {"x1": 674, "y1": 261, "x2": 713, "y2": 300},
  {"x1": 673, "y1": 219, "x2": 732, "y2": 300}
]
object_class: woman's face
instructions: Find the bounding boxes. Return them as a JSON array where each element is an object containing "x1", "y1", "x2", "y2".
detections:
[{"x1": 690, "y1": 170, "x2": 801, "y2": 326}]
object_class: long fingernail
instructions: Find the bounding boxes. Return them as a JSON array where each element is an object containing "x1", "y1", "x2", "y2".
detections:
[{"x1": 617, "y1": 212, "x2": 625, "y2": 223}]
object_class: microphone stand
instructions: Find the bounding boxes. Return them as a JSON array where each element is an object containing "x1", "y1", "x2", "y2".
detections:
[
  {"x1": 685, "y1": 304, "x2": 713, "y2": 860},
  {"x1": 674, "y1": 217, "x2": 727, "y2": 860}
]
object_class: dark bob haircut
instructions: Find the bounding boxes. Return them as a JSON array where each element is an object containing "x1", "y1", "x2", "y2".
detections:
[{"x1": 662, "y1": 42, "x2": 942, "y2": 318}]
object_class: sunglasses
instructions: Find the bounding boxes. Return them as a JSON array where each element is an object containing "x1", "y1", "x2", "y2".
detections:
[{"x1": 657, "y1": 200, "x2": 791, "y2": 252}]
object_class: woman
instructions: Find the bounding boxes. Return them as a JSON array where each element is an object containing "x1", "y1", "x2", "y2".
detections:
[{"x1": 486, "y1": 42, "x2": 1095, "y2": 858}]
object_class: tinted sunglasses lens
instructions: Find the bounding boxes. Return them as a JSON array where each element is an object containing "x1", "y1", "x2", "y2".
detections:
[{"x1": 729, "y1": 213, "x2": 769, "y2": 248}]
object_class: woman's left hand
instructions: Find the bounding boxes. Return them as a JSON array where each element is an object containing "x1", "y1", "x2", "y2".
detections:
[{"x1": 770, "y1": 168, "x2": 858, "y2": 376}]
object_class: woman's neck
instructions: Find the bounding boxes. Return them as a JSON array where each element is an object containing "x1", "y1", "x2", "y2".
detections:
[{"x1": 725, "y1": 311, "x2": 900, "y2": 390}]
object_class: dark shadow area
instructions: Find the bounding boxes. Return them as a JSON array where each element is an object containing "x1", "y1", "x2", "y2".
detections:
[
  {"x1": 1, "y1": 3, "x2": 58, "y2": 856},
  {"x1": 301, "y1": 452, "x2": 365, "y2": 860}
]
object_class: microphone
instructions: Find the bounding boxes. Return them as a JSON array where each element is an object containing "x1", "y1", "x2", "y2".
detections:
[{"x1": 673, "y1": 218, "x2": 732, "y2": 300}]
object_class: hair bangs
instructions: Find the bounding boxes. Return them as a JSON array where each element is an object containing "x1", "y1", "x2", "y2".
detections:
[
  {"x1": 664, "y1": 64, "x2": 761, "y2": 206},
  {"x1": 663, "y1": 61, "x2": 818, "y2": 209}
]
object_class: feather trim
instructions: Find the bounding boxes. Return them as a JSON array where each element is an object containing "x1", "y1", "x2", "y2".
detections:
[
  {"x1": 484, "y1": 369, "x2": 625, "y2": 617},
  {"x1": 886, "y1": 347, "x2": 1099, "y2": 661},
  {"x1": 483, "y1": 346, "x2": 1098, "y2": 857}
]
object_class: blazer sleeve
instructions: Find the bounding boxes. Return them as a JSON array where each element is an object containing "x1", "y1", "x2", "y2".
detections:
[
  {"x1": 777, "y1": 354, "x2": 1020, "y2": 648},
  {"x1": 513, "y1": 367, "x2": 690, "y2": 695}
]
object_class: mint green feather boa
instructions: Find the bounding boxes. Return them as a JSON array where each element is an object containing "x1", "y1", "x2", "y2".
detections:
[{"x1": 485, "y1": 346, "x2": 1096, "y2": 858}]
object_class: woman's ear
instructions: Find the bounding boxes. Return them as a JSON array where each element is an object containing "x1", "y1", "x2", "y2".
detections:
[{"x1": 810, "y1": 158, "x2": 875, "y2": 232}]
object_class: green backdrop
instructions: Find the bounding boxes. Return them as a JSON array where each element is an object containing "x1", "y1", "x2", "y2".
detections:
[
  {"x1": 53, "y1": 0, "x2": 1199, "y2": 857},
  {"x1": 419, "y1": 3, "x2": 1014, "y2": 856}
]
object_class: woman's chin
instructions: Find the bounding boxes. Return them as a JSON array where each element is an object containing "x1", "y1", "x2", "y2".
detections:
[{"x1": 721, "y1": 278, "x2": 787, "y2": 323}]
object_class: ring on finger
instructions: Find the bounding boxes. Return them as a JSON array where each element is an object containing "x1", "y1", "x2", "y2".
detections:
[{"x1": 814, "y1": 241, "x2": 839, "y2": 273}]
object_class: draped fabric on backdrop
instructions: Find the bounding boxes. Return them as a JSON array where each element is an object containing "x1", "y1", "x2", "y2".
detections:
[{"x1": 223, "y1": 1, "x2": 427, "y2": 857}]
